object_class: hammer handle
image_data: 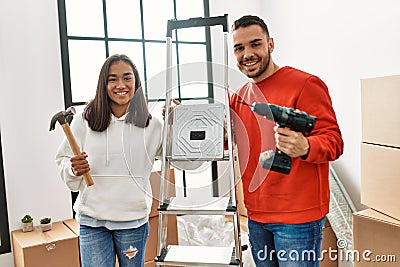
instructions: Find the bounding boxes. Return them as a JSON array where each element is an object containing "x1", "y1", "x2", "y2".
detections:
[{"x1": 61, "y1": 124, "x2": 94, "y2": 187}]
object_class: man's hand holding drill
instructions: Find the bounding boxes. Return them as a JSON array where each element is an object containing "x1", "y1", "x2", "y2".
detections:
[
  {"x1": 274, "y1": 125, "x2": 310, "y2": 159},
  {"x1": 241, "y1": 101, "x2": 316, "y2": 174}
]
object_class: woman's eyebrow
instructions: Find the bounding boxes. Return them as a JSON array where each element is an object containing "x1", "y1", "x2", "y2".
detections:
[{"x1": 108, "y1": 72, "x2": 133, "y2": 77}]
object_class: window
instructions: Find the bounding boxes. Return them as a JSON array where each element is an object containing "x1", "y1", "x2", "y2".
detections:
[
  {"x1": 57, "y1": 0, "x2": 219, "y2": 200},
  {"x1": 0, "y1": 131, "x2": 11, "y2": 254},
  {"x1": 58, "y1": 0, "x2": 211, "y2": 105}
]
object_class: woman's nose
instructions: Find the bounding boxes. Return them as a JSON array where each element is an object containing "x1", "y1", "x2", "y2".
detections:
[{"x1": 116, "y1": 79, "x2": 125, "y2": 88}]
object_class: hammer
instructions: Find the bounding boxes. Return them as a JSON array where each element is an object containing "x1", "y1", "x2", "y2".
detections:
[{"x1": 50, "y1": 107, "x2": 94, "y2": 186}]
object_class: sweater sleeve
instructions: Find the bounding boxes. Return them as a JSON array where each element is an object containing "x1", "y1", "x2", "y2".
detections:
[
  {"x1": 296, "y1": 76, "x2": 344, "y2": 163},
  {"x1": 55, "y1": 114, "x2": 86, "y2": 191}
]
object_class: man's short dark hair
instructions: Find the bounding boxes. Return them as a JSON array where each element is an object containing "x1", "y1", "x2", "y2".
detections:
[{"x1": 232, "y1": 15, "x2": 269, "y2": 37}]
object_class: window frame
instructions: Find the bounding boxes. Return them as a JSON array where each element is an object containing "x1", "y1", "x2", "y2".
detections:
[
  {"x1": 57, "y1": 0, "x2": 213, "y2": 106},
  {"x1": 57, "y1": 0, "x2": 219, "y2": 200},
  {"x1": 0, "y1": 131, "x2": 11, "y2": 254}
]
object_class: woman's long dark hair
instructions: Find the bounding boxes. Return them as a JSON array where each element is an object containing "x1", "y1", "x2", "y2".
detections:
[{"x1": 83, "y1": 54, "x2": 151, "y2": 132}]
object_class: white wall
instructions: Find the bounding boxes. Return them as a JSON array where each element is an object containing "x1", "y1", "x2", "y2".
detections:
[
  {"x1": 0, "y1": 1, "x2": 72, "y2": 265},
  {"x1": 211, "y1": 0, "x2": 400, "y2": 212}
]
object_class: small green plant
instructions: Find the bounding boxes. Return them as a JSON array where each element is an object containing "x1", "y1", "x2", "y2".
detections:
[
  {"x1": 40, "y1": 217, "x2": 51, "y2": 224},
  {"x1": 21, "y1": 214, "x2": 33, "y2": 223}
]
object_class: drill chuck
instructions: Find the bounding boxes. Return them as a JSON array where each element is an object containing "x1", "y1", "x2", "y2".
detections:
[{"x1": 251, "y1": 102, "x2": 316, "y2": 133}]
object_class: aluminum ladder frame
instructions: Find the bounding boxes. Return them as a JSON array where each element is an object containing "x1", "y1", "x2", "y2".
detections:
[{"x1": 155, "y1": 14, "x2": 244, "y2": 267}]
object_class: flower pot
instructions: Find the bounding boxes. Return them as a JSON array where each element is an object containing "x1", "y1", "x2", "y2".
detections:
[
  {"x1": 40, "y1": 222, "x2": 52, "y2": 232},
  {"x1": 22, "y1": 222, "x2": 33, "y2": 232}
]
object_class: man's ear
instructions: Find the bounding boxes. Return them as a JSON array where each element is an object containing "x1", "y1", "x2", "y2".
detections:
[{"x1": 268, "y1": 38, "x2": 275, "y2": 52}]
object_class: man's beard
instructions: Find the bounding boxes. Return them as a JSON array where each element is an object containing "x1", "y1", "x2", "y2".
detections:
[{"x1": 243, "y1": 51, "x2": 270, "y2": 79}]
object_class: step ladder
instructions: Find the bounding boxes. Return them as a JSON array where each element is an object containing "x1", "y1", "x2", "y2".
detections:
[{"x1": 155, "y1": 14, "x2": 244, "y2": 266}]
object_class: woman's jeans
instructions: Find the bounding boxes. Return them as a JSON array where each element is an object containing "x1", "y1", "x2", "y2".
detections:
[
  {"x1": 248, "y1": 217, "x2": 326, "y2": 267},
  {"x1": 80, "y1": 222, "x2": 149, "y2": 267}
]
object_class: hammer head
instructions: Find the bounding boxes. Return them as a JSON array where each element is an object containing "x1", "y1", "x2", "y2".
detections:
[{"x1": 49, "y1": 107, "x2": 76, "y2": 131}]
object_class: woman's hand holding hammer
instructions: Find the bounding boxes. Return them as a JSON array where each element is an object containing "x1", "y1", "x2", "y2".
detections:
[{"x1": 70, "y1": 152, "x2": 90, "y2": 176}]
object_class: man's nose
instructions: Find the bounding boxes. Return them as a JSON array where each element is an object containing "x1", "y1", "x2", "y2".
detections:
[{"x1": 243, "y1": 47, "x2": 254, "y2": 59}]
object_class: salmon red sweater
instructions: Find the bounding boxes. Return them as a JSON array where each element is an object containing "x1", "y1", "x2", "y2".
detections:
[{"x1": 230, "y1": 66, "x2": 344, "y2": 224}]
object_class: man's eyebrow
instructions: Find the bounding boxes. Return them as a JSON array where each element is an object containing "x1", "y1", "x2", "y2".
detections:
[
  {"x1": 234, "y1": 38, "x2": 263, "y2": 48},
  {"x1": 250, "y1": 38, "x2": 263, "y2": 43}
]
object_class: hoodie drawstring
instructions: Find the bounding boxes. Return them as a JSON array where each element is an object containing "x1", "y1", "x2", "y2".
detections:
[{"x1": 106, "y1": 127, "x2": 109, "y2": 166}]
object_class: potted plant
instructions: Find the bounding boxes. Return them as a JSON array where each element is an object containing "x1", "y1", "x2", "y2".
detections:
[
  {"x1": 21, "y1": 214, "x2": 34, "y2": 232},
  {"x1": 39, "y1": 217, "x2": 52, "y2": 232}
]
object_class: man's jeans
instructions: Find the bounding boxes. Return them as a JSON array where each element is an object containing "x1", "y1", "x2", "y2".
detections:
[
  {"x1": 248, "y1": 217, "x2": 326, "y2": 267},
  {"x1": 80, "y1": 222, "x2": 149, "y2": 267}
]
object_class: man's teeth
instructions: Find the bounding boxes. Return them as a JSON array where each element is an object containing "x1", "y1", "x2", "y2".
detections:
[{"x1": 244, "y1": 61, "x2": 258, "y2": 66}]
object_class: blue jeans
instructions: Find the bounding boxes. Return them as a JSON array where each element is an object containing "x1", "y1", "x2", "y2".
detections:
[
  {"x1": 248, "y1": 217, "x2": 325, "y2": 267},
  {"x1": 79, "y1": 222, "x2": 149, "y2": 267}
]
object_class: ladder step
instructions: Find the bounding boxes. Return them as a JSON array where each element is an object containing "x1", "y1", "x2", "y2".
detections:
[
  {"x1": 159, "y1": 197, "x2": 235, "y2": 215},
  {"x1": 156, "y1": 245, "x2": 240, "y2": 266}
]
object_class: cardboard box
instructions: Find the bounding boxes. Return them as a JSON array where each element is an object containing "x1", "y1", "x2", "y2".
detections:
[
  {"x1": 353, "y1": 209, "x2": 400, "y2": 266},
  {"x1": 236, "y1": 179, "x2": 247, "y2": 217},
  {"x1": 361, "y1": 74, "x2": 400, "y2": 148},
  {"x1": 62, "y1": 218, "x2": 81, "y2": 266},
  {"x1": 226, "y1": 214, "x2": 248, "y2": 233},
  {"x1": 144, "y1": 260, "x2": 155, "y2": 267},
  {"x1": 321, "y1": 220, "x2": 338, "y2": 267},
  {"x1": 149, "y1": 169, "x2": 175, "y2": 218},
  {"x1": 12, "y1": 221, "x2": 80, "y2": 267},
  {"x1": 147, "y1": 169, "x2": 178, "y2": 262},
  {"x1": 63, "y1": 218, "x2": 79, "y2": 236},
  {"x1": 360, "y1": 143, "x2": 400, "y2": 220},
  {"x1": 146, "y1": 215, "x2": 178, "y2": 262}
]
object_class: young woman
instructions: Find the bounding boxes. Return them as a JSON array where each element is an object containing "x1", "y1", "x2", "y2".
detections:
[{"x1": 56, "y1": 54, "x2": 163, "y2": 267}]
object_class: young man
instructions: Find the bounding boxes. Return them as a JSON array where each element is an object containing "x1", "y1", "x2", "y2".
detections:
[{"x1": 230, "y1": 15, "x2": 344, "y2": 266}]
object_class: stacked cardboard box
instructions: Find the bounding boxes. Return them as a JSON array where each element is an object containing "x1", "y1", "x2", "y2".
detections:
[
  {"x1": 354, "y1": 74, "x2": 400, "y2": 266},
  {"x1": 147, "y1": 170, "x2": 178, "y2": 264},
  {"x1": 236, "y1": 179, "x2": 247, "y2": 218},
  {"x1": 320, "y1": 220, "x2": 338, "y2": 267},
  {"x1": 353, "y1": 209, "x2": 399, "y2": 266},
  {"x1": 234, "y1": 179, "x2": 248, "y2": 233},
  {"x1": 12, "y1": 221, "x2": 80, "y2": 267}
]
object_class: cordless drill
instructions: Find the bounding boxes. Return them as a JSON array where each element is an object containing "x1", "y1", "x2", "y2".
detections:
[{"x1": 244, "y1": 102, "x2": 317, "y2": 174}]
